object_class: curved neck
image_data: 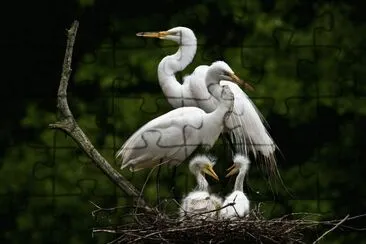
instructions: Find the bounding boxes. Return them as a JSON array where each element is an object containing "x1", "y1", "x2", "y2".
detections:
[
  {"x1": 157, "y1": 42, "x2": 196, "y2": 84},
  {"x1": 157, "y1": 43, "x2": 197, "y2": 107},
  {"x1": 206, "y1": 83, "x2": 233, "y2": 124},
  {"x1": 205, "y1": 70, "x2": 224, "y2": 103},
  {"x1": 234, "y1": 170, "x2": 246, "y2": 192},
  {"x1": 195, "y1": 172, "x2": 209, "y2": 191},
  {"x1": 207, "y1": 83, "x2": 222, "y2": 101}
]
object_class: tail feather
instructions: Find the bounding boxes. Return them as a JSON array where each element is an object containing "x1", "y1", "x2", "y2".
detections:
[{"x1": 224, "y1": 89, "x2": 277, "y2": 176}]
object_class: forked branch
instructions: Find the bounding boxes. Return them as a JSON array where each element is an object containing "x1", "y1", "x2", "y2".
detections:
[{"x1": 49, "y1": 20, "x2": 155, "y2": 214}]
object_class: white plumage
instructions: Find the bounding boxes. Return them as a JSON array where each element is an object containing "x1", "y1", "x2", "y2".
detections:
[
  {"x1": 180, "y1": 155, "x2": 223, "y2": 220},
  {"x1": 220, "y1": 154, "x2": 251, "y2": 219},
  {"x1": 137, "y1": 26, "x2": 277, "y2": 174},
  {"x1": 116, "y1": 62, "x2": 236, "y2": 171}
]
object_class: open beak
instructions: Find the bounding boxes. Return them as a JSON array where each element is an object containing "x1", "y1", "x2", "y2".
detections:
[
  {"x1": 203, "y1": 164, "x2": 220, "y2": 181},
  {"x1": 136, "y1": 31, "x2": 169, "y2": 39},
  {"x1": 225, "y1": 164, "x2": 240, "y2": 177},
  {"x1": 228, "y1": 73, "x2": 255, "y2": 92}
]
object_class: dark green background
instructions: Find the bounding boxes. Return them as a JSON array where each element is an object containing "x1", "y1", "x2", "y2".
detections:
[{"x1": 1, "y1": 0, "x2": 365, "y2": 243}]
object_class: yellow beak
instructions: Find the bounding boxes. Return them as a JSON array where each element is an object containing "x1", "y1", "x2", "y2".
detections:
[
  {"x1": 225, "y1": 164, "x2": 240, "y2": 177},
  {"x1": 228, "y1": 73, "x2": 255, "y2": 92},
  {"x1": 136, "y1": 31, "x2": 169, "y2": 39},
  {"x1": 228, "y1": 73, "x2": 242, "y2": 85},
  {"x1": 202, "y1": 164, "x2": 220, "y2": 181}
]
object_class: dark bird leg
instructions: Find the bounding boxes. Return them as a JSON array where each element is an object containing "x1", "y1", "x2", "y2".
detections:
[
  {"x1": 170, "y1": 165, "x2": 179, "y2": 202},
  {"x1": 156, "y1": 161, "x2": 162, "y2": 209}
]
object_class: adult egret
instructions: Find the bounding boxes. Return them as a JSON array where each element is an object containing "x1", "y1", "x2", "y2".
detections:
[
  {"x1": 137, "y1": 27, "x2": 277, "y2": 174},
  {"x1": 220, "y1": 154, "x2": 251, "y2": 219},
  {"x1": 180, "y1": 155, "x2": 223, "y2": 220},
  {"x1": 137, "y1": 27, "x2": 199, "y2": 108},
  {"x1": 116, "y1": 62, "x2": 239, "y2": 171}
]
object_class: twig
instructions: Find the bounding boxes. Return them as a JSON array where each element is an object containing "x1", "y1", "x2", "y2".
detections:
[
  {"x1": 133, "y1": 166, "x2": 158, "y2": 224},
  {"x1": 181, "y1": 202, "x2": 236, "y2": 221},
  {"x1": 327, "y1": 213, "x2": 366, "y2": 223},
  {"x1": 93, "y1": 229, "x2": 118, "y2": 234},
  {"x1": 49, "y1": 20, "x2": 155, "y2": 214},
  {"x1": 89, "y1": 201, "x2": 141, "y2": 217},
  {"x1": 156, "y1": 164, "x2": 162, "y2": 210},
  {"x1": 93, "y1": 208, "x2": 366, "y2": 243},
  {"x1": 313, "y1": 214, "x2": 350, "y2": 244}
]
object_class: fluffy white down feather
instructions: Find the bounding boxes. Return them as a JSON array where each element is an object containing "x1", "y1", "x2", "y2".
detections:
[
  {"x1": 180, "y1": 191, "x2": 222, "y2": 220},
  {"x1": 220, "y1": 190, "x2": 249, "y2": 219}
]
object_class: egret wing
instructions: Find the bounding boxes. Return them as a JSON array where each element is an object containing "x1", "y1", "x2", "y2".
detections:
[{"x1": 220, "y1": 81, "x2": 276, "y2": 159}]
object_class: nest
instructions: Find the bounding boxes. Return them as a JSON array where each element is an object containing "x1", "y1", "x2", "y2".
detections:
[{"x1": 92, "y1": 204, "x2": 320, "y2": 244}]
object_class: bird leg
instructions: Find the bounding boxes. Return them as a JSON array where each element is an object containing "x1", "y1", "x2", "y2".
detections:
[
  {"x1": 170, "y1": 165, "x2": 179, "y2": 202},
  {"x1": 156, "y1": 161, "x2": 162, "y2": 210}
]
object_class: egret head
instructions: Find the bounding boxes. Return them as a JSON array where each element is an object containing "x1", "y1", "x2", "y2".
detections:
[
  {"x1": 226, "y1": 154, "x2": 251, "y2": 177},
  {"x1": 136, "y1": 26, "x2": 196, "y2": 45},
  {"x1": 206, "y1": 61, "x2": 254, "y2": 91},
  {"x1": 189, "y1": 155, "x2": 219, "y2": 181}
]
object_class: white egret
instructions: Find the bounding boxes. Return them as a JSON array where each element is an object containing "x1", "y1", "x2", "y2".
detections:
[
  {"x1": 137, "y1": 27, "x2": 277, "y2": 174},
  {"x1": 137, "y1": 27, "x2": 199, "y2": 108},
  {"x1": 116, "y1": 62, "x2": 239, "y2": 171},
  {"x1": 220, "y1": 154, "x2": 251, "y2": 219},
  {"x1": 180, "y1": 154, "x2": 223, "y2": 220}
]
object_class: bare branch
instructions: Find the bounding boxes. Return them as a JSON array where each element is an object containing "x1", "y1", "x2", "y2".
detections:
[
  {"x1": 313, "y1": 214, "x2": 350, "y2": 244},
  {"x1": 49, "y1": 20, "x2": 155, "y2": 214}
]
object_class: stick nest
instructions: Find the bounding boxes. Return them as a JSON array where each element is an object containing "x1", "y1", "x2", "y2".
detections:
[{"x1": 93, "y1": 205, "x2": 319, "y2": 244}]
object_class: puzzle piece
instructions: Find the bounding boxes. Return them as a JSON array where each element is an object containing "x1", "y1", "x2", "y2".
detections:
[
  {"x1": 296, "y1": 46, "x2": 343, "y2": 96},
  {"x1": 29, "y1": 147, "x2": 57, "y2": 197},
  {"x1": 349, "y1": 48, "x2": 366, "y2": 97},
  {"x1": 76, "y1": 178, "x2": 98, "y2": 198},
  {"x1": 168, "y1": 7, "x2": 201, "y2": 28},
  {"x1": 312, "y1": 10, "x2": 335, "y2": 46},
  {"x1": 112, "y1": 96, "x2": 163, "y2": 134},
  {"x1": 31, "y1": 143, "x2": 120, "y2": 198},
  {"x1": 111, "y1": 21, "x2": 157, "y2": 51},
  {"x1": 119, "y1": 111, "x2": 221, "y2": 170}
]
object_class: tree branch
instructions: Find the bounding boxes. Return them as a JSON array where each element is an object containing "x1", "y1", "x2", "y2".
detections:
[
  {"x1": 49, "y1": 20, "x2": 155, "y2": 214},
  {"x1": 312, "y1": 214, "x2": 350, "y2": 244}
]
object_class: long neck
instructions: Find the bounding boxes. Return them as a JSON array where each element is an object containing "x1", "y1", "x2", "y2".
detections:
[
  {"x1": 207, "y1": 83, "x2": 222, "y2": 101},
  {"x1": 205, "y1": 72, "x2": 225, "y2": 107},
  {"x1": 157, "y1": 43, "x2": 197, "y2": 107},
  {"x1": 206, "y1": 84, "x2": 233, "y2": 125},
  {"x1": 195, "y1": 172, "x2": 209, "y2": 191},
  {"x1": 234, "y1": 170, "x2": 246, "y2": 192}
]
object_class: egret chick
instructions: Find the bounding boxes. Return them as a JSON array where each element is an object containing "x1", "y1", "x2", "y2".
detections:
[
  {"x1": 180, "y1": 155, "x2": 223, "y2": 221},
  {"x1": 220, "y1": 154, "x2": 251, "y2": 219}
]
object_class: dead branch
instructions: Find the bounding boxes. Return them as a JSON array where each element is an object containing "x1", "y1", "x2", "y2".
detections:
[
  {"x1": 49, "y1": 20, "x2": 155, "y2": 214},
  {"x1": 312, "y1": 214, "x2": 349, "y2": 244}
]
